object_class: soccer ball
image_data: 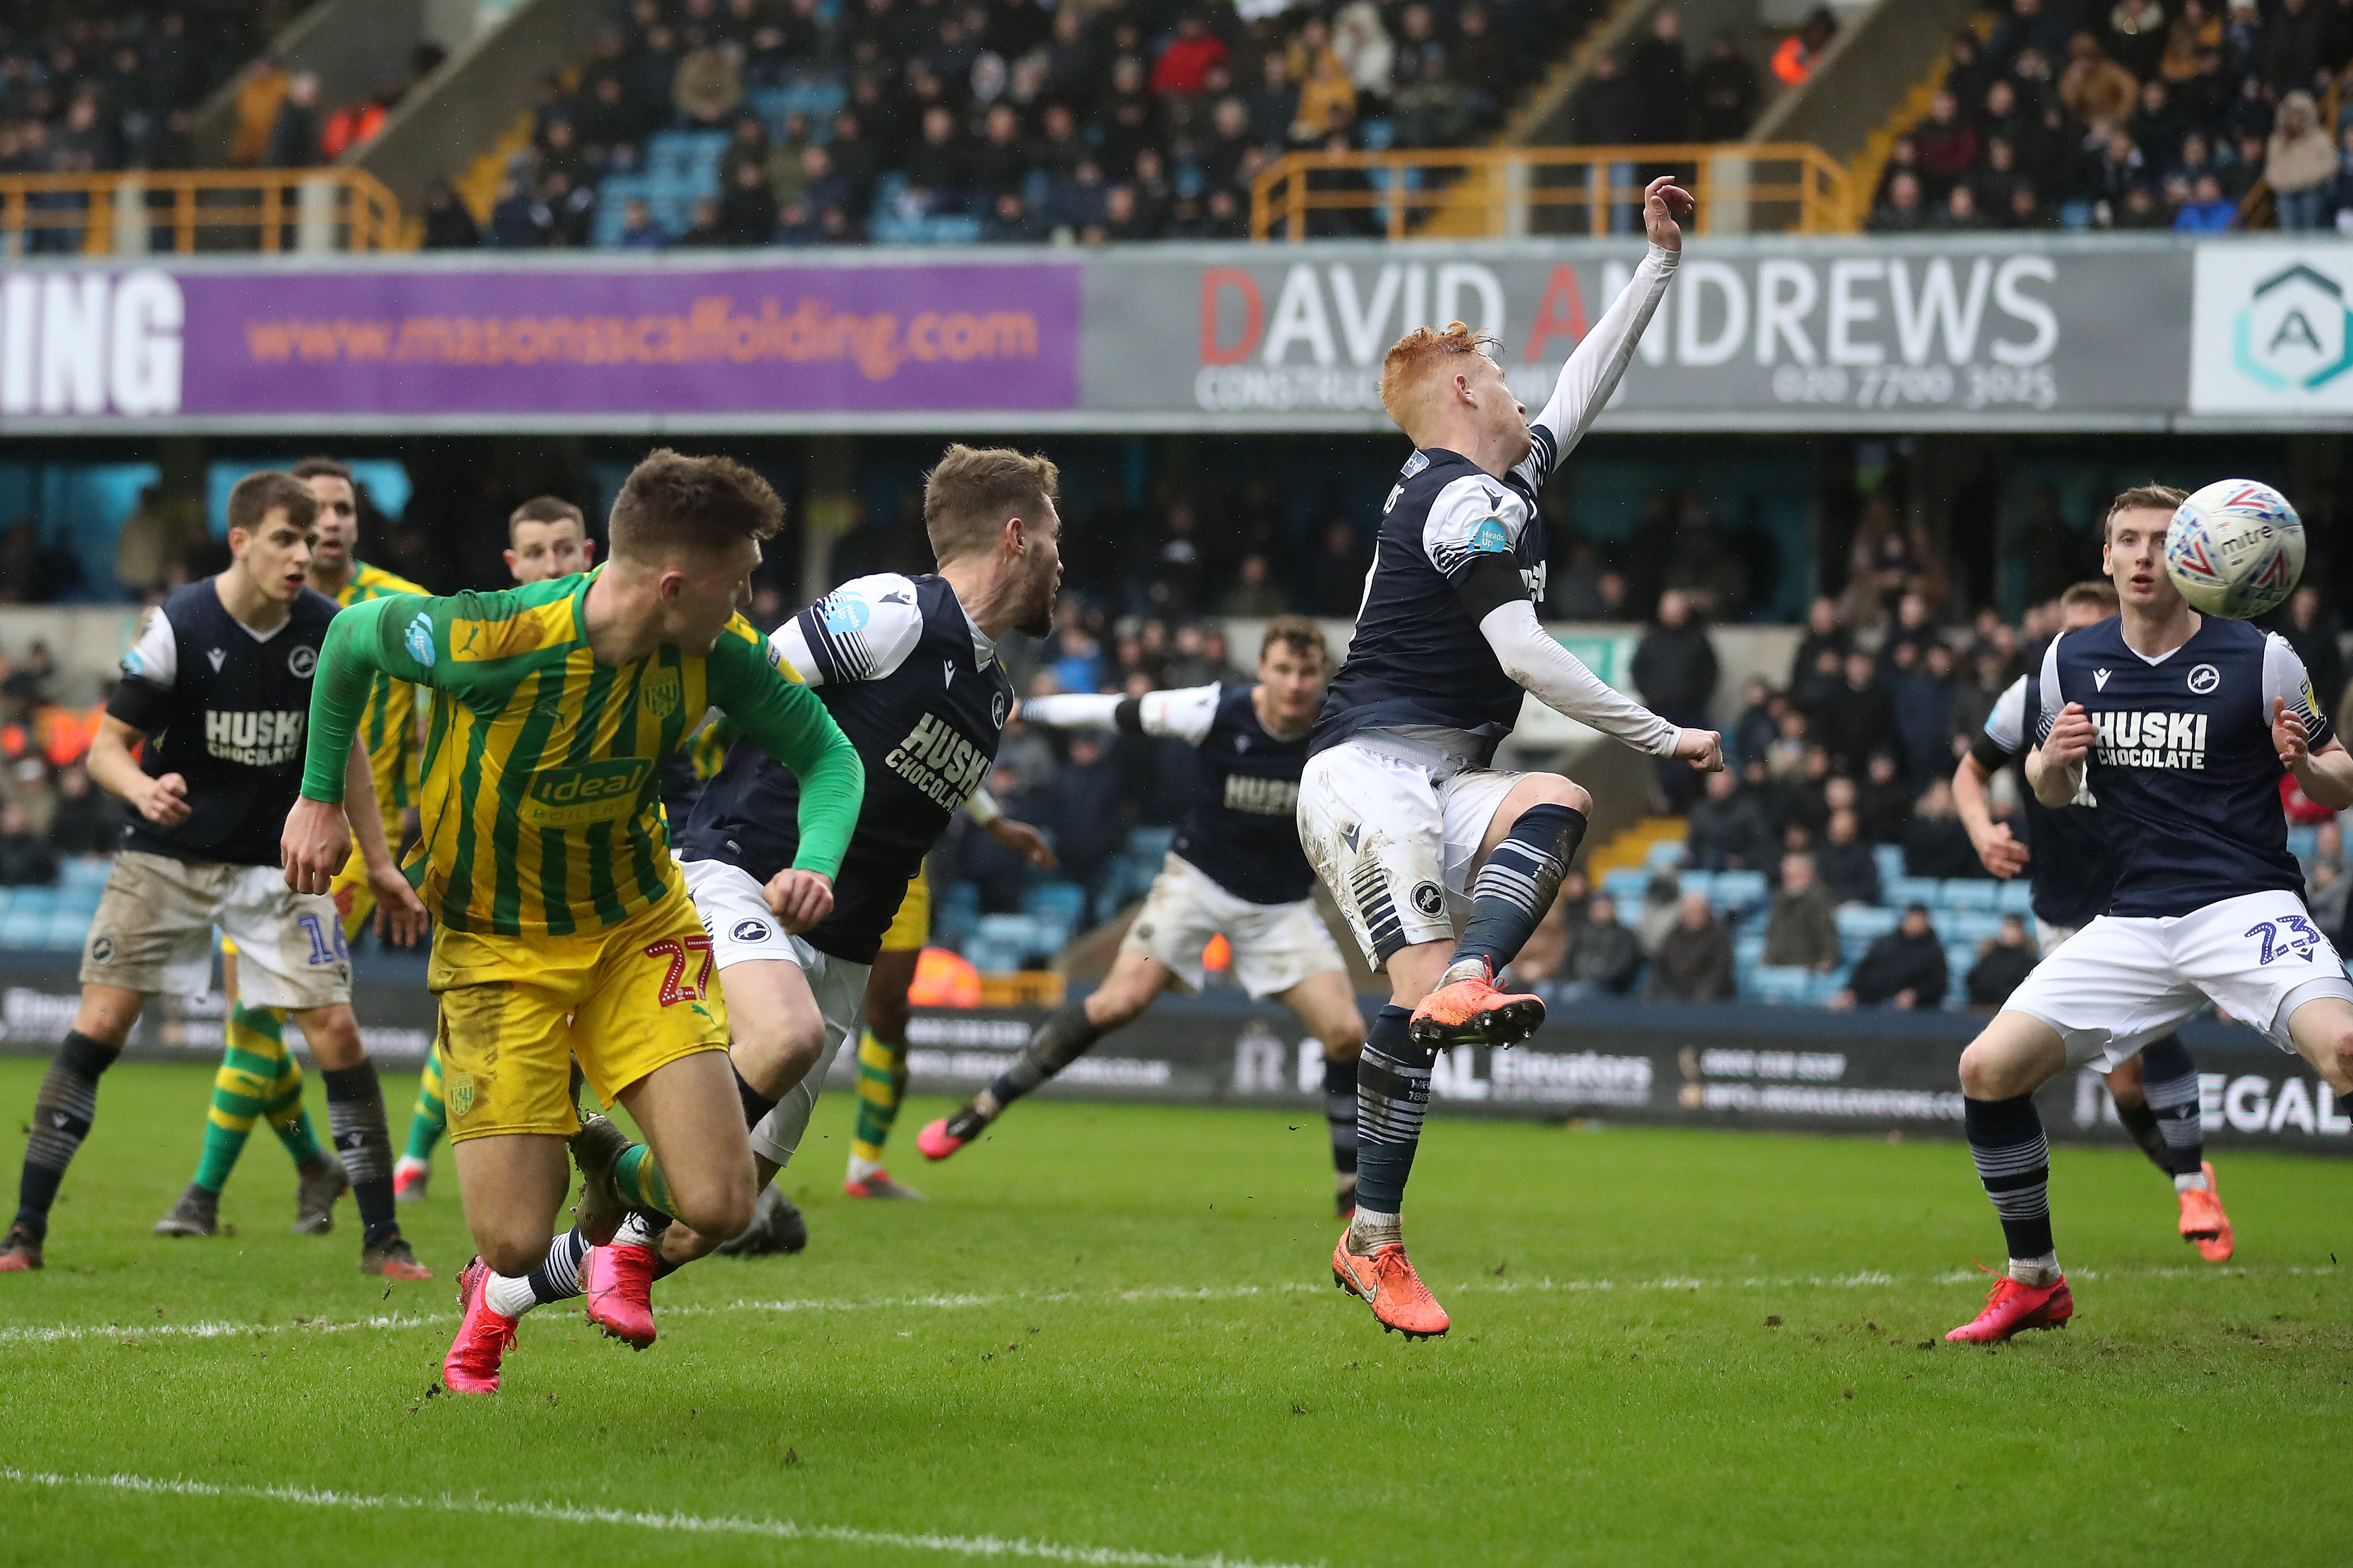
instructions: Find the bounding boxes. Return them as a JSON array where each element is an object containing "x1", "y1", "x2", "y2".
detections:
[{"x1": 2163, "y1": 479, "x2": 2305, "y2": 620}]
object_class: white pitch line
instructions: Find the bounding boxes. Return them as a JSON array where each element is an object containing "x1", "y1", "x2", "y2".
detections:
[
  {"x1": 0, "y1": 1265, "x2": 2333, "y2": 1351},
  {"x1": 0, "y1": 1467, "x2": 1314, "y2": 1568}
]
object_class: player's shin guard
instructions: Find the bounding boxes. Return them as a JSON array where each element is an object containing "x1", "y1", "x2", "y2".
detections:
[
  {"x1": 13, "y1": 1030, "x2": 117, "y2": 1241},
  {"x1": 401, "y1": 1041, "x2": 448, "y2": 1165},
  {"x1": 1447, "y1": 803, "x2": 1584, "y2": 980},
  {"x1": 985, "y1": 1005, "x2": 1104, "y2": 1114},
  {"x1": 2137, "y1": 1034, "x2": 2207, "y2": 1184},
  {"x1": 1323, "y1": 1054, "x2": 1360, "y2": 1209},
  {"x1": 321, "y1": 1064, "x2": 398, "y2": 1244},
  {"x1": 1965, "y1": 1093, "x2": 2057, "y2": 1281},
  {"x1": 1352, "y1": 1006, "x2": 1431, "y2": 1232},
  {"x1": 850, "y1": 1028, "x2": 912, "y2": 1170}
]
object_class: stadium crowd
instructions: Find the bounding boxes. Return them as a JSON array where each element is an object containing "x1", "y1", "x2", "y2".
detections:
[
  {"x1": 438, "y1": 0, "x2": 1609, "y2": 249},
  {"x1": 1867, "y1": 0, "x2": 2353, "y2": 234}
]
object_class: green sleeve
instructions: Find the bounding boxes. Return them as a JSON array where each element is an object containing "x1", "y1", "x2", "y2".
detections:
[
  {"x1": 708, "y1": 630, "x2": 865, "y2": 879},
  {"x1": 302, "y1": 594, "x2": 435, "y2": 803}
]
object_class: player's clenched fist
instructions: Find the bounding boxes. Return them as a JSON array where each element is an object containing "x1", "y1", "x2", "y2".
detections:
[
  {"x1": 2272, "y1": 696, "x2": 2313, "y2": 769},
  {"x1": 136, "y1": 771, "x2": 191, "y2": 828},
  {"x1": 2041, "y1": 701, "x2": 2095, "y2": 766},
  {"x1": 281, "y1": 796, "x2": 353, "y2": 896},
  {"x1": 764, "y1": 868, "x2": 835, "y2": 934},
  {"x1": 1675, "y1": 728, "x2": 1726, "y2": 772}
]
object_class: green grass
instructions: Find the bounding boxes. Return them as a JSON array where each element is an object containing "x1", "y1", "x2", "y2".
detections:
[{"x1": 1, "y1": 1057, "x2": 2349, "y2": 1567}]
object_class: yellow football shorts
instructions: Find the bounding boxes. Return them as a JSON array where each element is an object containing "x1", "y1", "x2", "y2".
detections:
[
  {"x1": 879, "y1": 871, "x2": 930, "y2": 954},
  {"x1": 428, "y1": 892, "x2": 730, "y2": 1142}
]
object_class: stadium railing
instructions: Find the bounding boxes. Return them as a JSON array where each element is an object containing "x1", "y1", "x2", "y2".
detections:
[
  {"x1": 0, "y1": 170, "x2": 407, "y2": 257},
  {"x1": 1249, "y1": 142, "x2": 1854, "y2": 242}
]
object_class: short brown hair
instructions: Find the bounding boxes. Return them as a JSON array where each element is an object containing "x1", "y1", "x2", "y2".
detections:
[
  {"x1": 922, "y1": 443, "x2": 1060, "y2": 562},
  {"x1": 226, "y1": 471, "x2": 319, "y2": 538},
  {"x1": 2059, "y1": 578, "x2": 2120, "y2": 614},
  {"x1": 288, "y1": 455, "x2": 352, "y2": 485},
  {"x1": 1378, "y1": 321, "x2": 1496, "y2": 428},
  {"x1": 509, "y1": 493, "x2": 587, "y2": 544},
  {"x1": 1260, "y1": 614, "x2": 1329, "y2": 667},
  {"x1": 2103, "y1": 483, "x2": 2186, "y2": 539},
  {"x1": 608, "y1": 449, "x2": 781, "y2": 562}
]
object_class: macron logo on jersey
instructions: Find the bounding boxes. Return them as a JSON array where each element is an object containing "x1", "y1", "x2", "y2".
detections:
[
  {"x1": 2094, "y1": 669, "x2": 2111, "y2": 690},
  {"x1": 2094, "y1": 709, "x2": 2209, "y2": 771}
]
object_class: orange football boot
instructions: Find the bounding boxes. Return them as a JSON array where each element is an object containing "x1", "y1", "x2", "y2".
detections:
[
  {"x1": 1945, "y1": 1264, "x2": 2074, "y2": 1344},
  {"x1": 1331, "y1": 1229, "x2": 1450, "y2": 1339},
  {"x1": 2177, "y1": 1162, "x2": 2234, "y2": 1263},
  {"x1": 1408, "y1": 963, "x2": 1545, "y2": 1050}
]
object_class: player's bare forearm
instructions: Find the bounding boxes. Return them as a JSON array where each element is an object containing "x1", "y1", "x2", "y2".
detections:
[
  {"x1": 1953, "y1": 753, "x2": 2029, "y2": 878},
  {"x1": 2030, "y1": 702, "x2": 2093, "y2": 810},
  {"x1": 2025, "y1": 746, "x2": 2078, "y2": 810},
  {"x1": 2294, "y1": 742, "x2": 2353, "y2": 812},
  {"x1": 84, "y1": 715, "x2": 151, "y2": 805}
]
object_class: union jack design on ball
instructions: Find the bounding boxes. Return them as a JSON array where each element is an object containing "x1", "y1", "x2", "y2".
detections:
[{"x1": 2164, "y1": 478, "x2": 2306, "y2": 621}]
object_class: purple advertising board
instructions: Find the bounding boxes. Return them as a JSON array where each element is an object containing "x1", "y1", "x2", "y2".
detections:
[{"x1": 0, "y1": 260, "x2": 1082, "y2": 422}]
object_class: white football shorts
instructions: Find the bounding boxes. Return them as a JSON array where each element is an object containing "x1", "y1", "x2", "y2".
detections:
[
  {"x1": 80, "y1": 849, "x2": 350, "y2": 1011},
  {"x1": 681, "y1": 856, "x2": 870, "y2": 1170},
  {"x1": 2005, "y1": 889, "x2": 2353, "y2": 1070},
  {"x1": 1296, "y1": 740, "x2": 1519, "y2": 970},
  {"x1": 1120, "y1": 852, "x2": 1348, "y2": 999}
]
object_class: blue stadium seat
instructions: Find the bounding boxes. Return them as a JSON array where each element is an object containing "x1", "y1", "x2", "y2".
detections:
[
  {"x1": 1678, "y1": 871, "x2": 1715, "y2": 903},
  {"x1": 1709, "y1": 870, "x2": 1768, "y2": 914},
  {"x1": 1836, "y1": 905, "x2": 1900, "y2": 941},
  {"x1": 1944, "y1": 946, "x2": 1979, "y2": 995},
  {"x1": 1888, "y1": 876, "x2": 1940, "y2": 909},
  {"x1": 1126, "y1": 826, "x2": 1175, "y2": 863},
  {"x1": 1746, "y1": 965, "x2": 1812, "y2": 1005},
  {"x1": 1644, "y1": 839, "x2": 1686, "y2": 872},
  {"x1": 2288, "y1": 824, "x2": 2320, "y2": 864},
  {"x1": 593, "y1": 174, "x2": 652, "y2": 246},
  {"x1": 1940, "y1": 879, "x2": 1997, "y2": 910},
  {"x1": 1733, "y1": 933, "x2": 1765, "y2": 969},
  {"x1": 10, "y1": 887, "x2": 55, "y2": 919},
  {"x1": 1024, "y1": 882, "x2": 1087, "y2": 929},
  {"x1": 42, "y1": 911, "x2": 88, "y2": 949},
  {"x1": 1601, "y1": 869, "x2": 1648, "y2": 906},
  {"x1": 749, "y1": 80, "x2": 848, "y2": 139},
  {"x1": 1804, "y1": 971, "x2": 1850, "y2": 1007},
  {"x1": 1995, "y1": 879, "x2": 2034, "y2": 915},
  {"x1": 60, "y1": 858, "x2": 108, "y2": 890},
  {"x1": 1948, "y1": 910, "x2": 2006, "y2": 945},
  {"x1": 1872, "y1": 844, "x2": 1906, "y2": 890},
  {"x1": 0, "y1": 912, "x2": 43, "y2": 948}
]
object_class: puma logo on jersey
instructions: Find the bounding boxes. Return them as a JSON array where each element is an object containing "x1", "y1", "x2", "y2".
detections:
[
  {"x1": 2094, "y1": 669, "x2": 2111, "y2": 690},
  {"x1": 2094, "y1": 709, "x2": 2209, "y2": 771},
  {"x1": 203, "y1": 709, "x2": 306, "y2": 766}
]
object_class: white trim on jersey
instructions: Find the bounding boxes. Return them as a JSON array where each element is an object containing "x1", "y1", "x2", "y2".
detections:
[
  {"x1": 1478, "y1": 599, "x2": 1682, "y2": 756},
  {"x1": 774, "y1": 572, "x2": 1000, "y2": 691},
  {"x1": 2037, "y1": 623, "x2": 2327, "y2": 744},
  {"x1": 1518, "y1": 243, "x2": 1678, "y2": 486},
  {"x1": 1423, "y1": 474, "x2": 1533, "y2": 579},
  {"x1": 122, "y1": 605, "x2": 179, "y2": 687},
  {"x1": 1984, "y1": 674, "x2": 2028, "y2": 754}
]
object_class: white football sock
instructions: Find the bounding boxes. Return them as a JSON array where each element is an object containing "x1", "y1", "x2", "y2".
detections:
[
  {"x1": 2008, "y1": 1252, "x2": 2062, "y2": 1287},
  {"x1": 846, "y1": 1154, "x2": 883, "y2": 1183},
  {"x1": 2174, "y1": 1170, "x2": 2211, "y2": 1192},
  {"x1": 1348, "y1": 1207, "x2": 1402, "y2": 1252},
  {"x1": 483, "y1": 1271, "x2": 538, "y2": 1317}
]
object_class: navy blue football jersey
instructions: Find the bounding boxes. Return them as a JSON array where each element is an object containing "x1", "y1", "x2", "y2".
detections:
[
  {"x1": 1971, "y1": 674, "x2": 2118, "y2": 929},
  {"x1": 1310, "y1": 440, "x2": 1555, "y2": 765},
  {"x1": 677, "y1": 573, "x2": 1012, "y2": 964},
  {"x1": 107, "y1": 579, "x2": 339, "y2": 866},
  {"x1": 2040, "y1": 614, "x2": 2330, "y2": 919},
  {"x1": 1173, "y1": 685, "x2": 1315, "y2": 905}
]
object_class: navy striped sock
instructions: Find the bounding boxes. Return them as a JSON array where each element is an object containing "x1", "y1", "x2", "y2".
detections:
[
  {"x1": 1965, "y1": 1093, "x2": 2053, "y2": 1263},
  {"x1": 1452, "y1": 803, "x2": 1584, "y2": 976},
  {"x1": 1354, "y1": 1006, "x2": 1431, "y2": 1215},
  {"x1": 1323, "y1": 1054, "x2": 1359, "y2": 1197},
  {"x1": 2137, "y1": 1034, "x2": 2206, "y2": 1179}
]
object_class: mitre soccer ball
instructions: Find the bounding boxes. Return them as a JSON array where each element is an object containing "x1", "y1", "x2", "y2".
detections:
[{"x1": 2163, "y1": 479, "x2": 2305, "y2": 620}]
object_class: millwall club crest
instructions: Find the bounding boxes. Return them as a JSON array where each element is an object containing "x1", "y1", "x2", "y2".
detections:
[{"x1": 642, "y1": 665, "x2": 682, "y2": 719}]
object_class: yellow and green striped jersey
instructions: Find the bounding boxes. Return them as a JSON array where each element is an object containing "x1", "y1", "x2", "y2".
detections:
[
  {"x1": 302, "y1": 572, "x2": 864, "y2": 938},
  {"x1": 333, "y1": 560, "x2": 428, "y2": 814}
]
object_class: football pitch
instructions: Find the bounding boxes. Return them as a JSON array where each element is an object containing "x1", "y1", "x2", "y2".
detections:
[{"x1": 0, "y1": 1057, "x2": 2346, "y2": 1568}]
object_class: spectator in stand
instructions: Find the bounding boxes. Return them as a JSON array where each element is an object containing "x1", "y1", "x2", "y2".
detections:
[
  {"x1": 1817, "y1": 806, "x2": 1882, "y2": 907},
  {"x1": 675, "y1": 34, "x2": 744, "y2": 129},
  {"x1": 1763, "y1": 852, "x2": 1840, "y2": 972},
  {"x1": 1834, "y1": 904, "x2": 1948, "y2": 1010},
  {"x1": 1154, "y1": 13, "x2": 1228, "y2": 96},
  {"x1": 2062, "y1": 32, "x2": 2141, "y2": 125},
  {"x1": 46, "y1": 764, "x2": 117, "y2": 859},
  {"x1": 1966, "y1": 913, "x2": 2040, "y2": 1008},
  {"x1": 1558, "y1": 894, "x2": 1645, "y2": 997},
  {"x1": 1686, "y1": 766, "x2": 1774, "y2": 871},
  {"x1": 1033, "y1": 731, "x2": 1128, "y2": 920},
  {"x1": 421, "y1": 179, "x2": 481, "y2": 248},
  {"x1": 1869, "y1": 170, "x2": 1929, "y2": 231},
  {"x1": 2269, "y1": 90, "x2": 2338, "y2": 228},
  {"x1": 1306, "y1": 521, "x2": 1368, "y2": 618},
  {"x1": 717, "y1": 155, "x2": 779, "y2": 242},
  {"x1": 1648, "y1": 891, "x2": 1734, "y2": 1001},
  {"x1": 1633, "y1": 589, "x2": 1719, "y2": 808},
  {"x1": 618, "y1": 195, "x2": 670, "y2": 247},
  {"x1": 1938, "y1": 183, "x2": 1989, "y2": 228},
  {"x1": 2275, "y1": 584, "x2": 2346, "y2": 712},
  {"x1": 0, "y1": 801, "x2": 57, "y2": 888},
  {"x1": 2176, "y1": 171, "x2": 2238, "y2": 227},
  {"x1": 1857, "y1": 752, "x2": 1912, "y2": 845},
  {"x1": 1635, "y1": 871, "x2": 1683, "y2": 957},
  {"x1": 264, "y1": 71, "x2": 322, "y2": 166},
  {"x1": 1914, "y1": 90, "x2": 1979, "y2": 197},
  {"x1": 2265, "y1": 0, "x2": 2332, "y2": 91},
  {"x1": 1627, "y1": 6, "x2": 1690, "y2": 143},
  {"x1": 1732, "y1": 677, "x2": 1781, "y2": 771},
  {"x1": 1902, "y1": 777, "x2": 1984, "y2": 879},
  {"x1": 675, "y1": 194, "x2": 729, "y2": 246},
  {"x1": 1219, "y1": 553, "x2": 1288, "y2": 617},
  {"x1": 1693, "y1": 28, "x2": 1760, "y2": 140},
  {"x1": 487, "y1": 175, "x2": 542, "y2": 247},
  {"x1": 1821, "y1": 649, "x2": 1898, "y2": 774}
]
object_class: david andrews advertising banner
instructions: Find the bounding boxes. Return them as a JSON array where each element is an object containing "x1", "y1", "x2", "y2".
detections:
[{"x1": 0, "y1": 235, "x2": 2312, "y2": 435}]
